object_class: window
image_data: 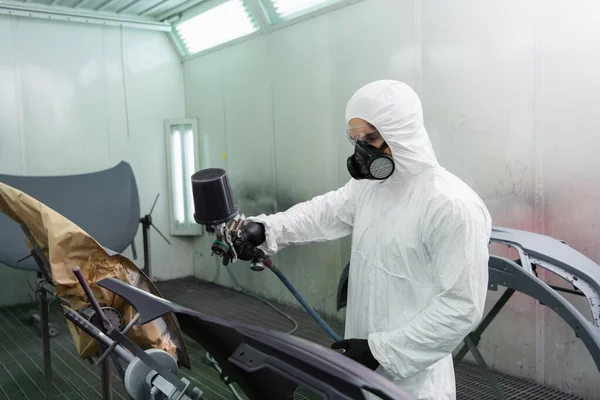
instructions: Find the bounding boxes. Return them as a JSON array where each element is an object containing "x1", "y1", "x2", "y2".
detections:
[
  {"x1": 168, "y1": 0, "x2": 358, "y2": 58},
  {"x1": 269, "y1": 0, "x2": 339, "y2": 20},
  {"x1": 165, "y1": 119, "x2": 202, "y2": 236},
  {"x1": 174, "y1": 0, "x2": 258, "y2": 56}
]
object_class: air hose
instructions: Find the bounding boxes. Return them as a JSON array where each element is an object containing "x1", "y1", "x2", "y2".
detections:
[{"x1": 267, "y1": 264, "x2": 341, "y2": 342}]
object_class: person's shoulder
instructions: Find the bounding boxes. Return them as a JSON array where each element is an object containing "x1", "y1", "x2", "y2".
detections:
[
  {"x1": 419, "y1": 168, "x2": 481, "y2": 201},
  {"x1": 340, "y1": 176, "x2": 376, "y2": 197},
  {"x1": 419, "y1": 168, "x2": 491, "y2": 222}
]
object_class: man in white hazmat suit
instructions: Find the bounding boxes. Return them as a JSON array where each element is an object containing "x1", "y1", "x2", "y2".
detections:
[{"x1": 246, "y1": 80, "x2": 492, "y2": 400}]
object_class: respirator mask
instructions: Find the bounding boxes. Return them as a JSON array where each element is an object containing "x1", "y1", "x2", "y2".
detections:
[{"x1": 346, "y1": 138, "x2": 395, "y2": 180}]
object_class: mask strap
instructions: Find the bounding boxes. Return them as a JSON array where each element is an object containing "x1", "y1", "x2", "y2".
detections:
[{"x1": 378, "y1": 141, "x2": 389, "y2": 152}]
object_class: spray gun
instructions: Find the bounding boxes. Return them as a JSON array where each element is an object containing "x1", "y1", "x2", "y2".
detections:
[
  {"x1": 189, "y1": 168, "x2": 342, "y2": 342},
  {"x1": 211, "y1": 216, "x2": 270, "y2": 272},
  {"x1": 190, "y1": 168, "x2": 270, "y2": 271}
]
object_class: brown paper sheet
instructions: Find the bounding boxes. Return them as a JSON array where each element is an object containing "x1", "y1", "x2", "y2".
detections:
[{"x1": 0, "y1": 181, "x2": 190, "y2": 367}]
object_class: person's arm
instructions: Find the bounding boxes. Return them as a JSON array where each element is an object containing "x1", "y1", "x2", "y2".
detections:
[
  {"x1": 246, "y1": 179, "x2": 357, "y2": 255},
  {"x1": 367, "y1": 196, "x2": 492, "y2": 380}
]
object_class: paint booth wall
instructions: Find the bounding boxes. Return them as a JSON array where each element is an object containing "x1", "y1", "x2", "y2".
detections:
[
  {"x1": 185, "y1": 0, "x2": 600, "y2": 397},
  {"x1": 0, "y1": 16, "x2": 191, "y2": 307},
  {"x1": 422, "y1": 1, "x2": 600, "y2": 398}
]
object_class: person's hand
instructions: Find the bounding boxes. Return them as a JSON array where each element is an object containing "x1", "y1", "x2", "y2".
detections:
[
  {"x1": 331, "y1": 339, "x2": 380, "y2": 370},
  {"x1": 242, "y1": 222, "x2": 266, "y2": 246},
  {"x1": 232, "y1": 222, "x2": 266, "y2": 261},
  {"x1": 233, "y1": 241, "x2": 259, "y2": 261}
]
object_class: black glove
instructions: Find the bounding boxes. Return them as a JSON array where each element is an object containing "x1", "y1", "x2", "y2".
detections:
[
  {"x1": 233, "y1": 240, "x2": 260, "y2": 261},
  {"x1": 233, "y1": 222, "x2": 266, "y2": 261},
  {"x1": 331, "y1": 339, "x2": 380, "y2": 370},
  {"x1": 242, "y1": 222, "x2": 266, "y2": 246}
]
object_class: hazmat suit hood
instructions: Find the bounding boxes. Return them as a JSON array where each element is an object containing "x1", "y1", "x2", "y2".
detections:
[{"x1": 345, "y1": 80, "x2": 439, "y2": 180}]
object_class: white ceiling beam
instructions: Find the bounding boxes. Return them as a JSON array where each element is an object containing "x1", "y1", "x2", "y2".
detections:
[{"x1": 0, "y1": 0, "x2": 172, "y2": 31}]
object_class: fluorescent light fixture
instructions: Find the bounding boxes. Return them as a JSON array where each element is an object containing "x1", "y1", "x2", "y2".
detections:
[
  {"x1": 171, "y1": 129, "x2": 185, "y2": 224},
  {"x1": 183, "y1": 128, "x2": 196, "y2": 223},
  {"x1": 176, "y1": 0, "x2": 257, "y2": 55},
  {"x1": 272, "y1": 0, "x2": 335, "y2": 19},
  {"x1": 165, "y1": 119, "x2": 202, "y2": 236}
]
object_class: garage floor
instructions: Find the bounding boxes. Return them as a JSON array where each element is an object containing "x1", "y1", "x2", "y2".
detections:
[{"x1": 0, "y1": 277, "x2": 586, "y2": 400}]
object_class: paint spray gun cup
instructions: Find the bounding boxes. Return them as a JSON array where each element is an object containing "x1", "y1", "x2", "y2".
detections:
[{"x1": 191, "y1": 168, "x2": 270, "y2": 270}]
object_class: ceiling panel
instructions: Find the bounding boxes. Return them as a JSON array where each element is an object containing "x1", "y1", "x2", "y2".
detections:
[
  {"x1": 69, "y1": 0, "x2": 108, "y2": 10},
  {"x1": 119, "y1": 0, "x2": 189, "y2": 17},
  {"x1": 53, "y1": 0, "x2": 89, "y2": 7},
  {"x1": 4, "y1": 0, "x2": 201, "y2": 20}
]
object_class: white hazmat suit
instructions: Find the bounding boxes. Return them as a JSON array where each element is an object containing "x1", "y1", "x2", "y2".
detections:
[{"x1": 247, "y1": 80, "x2": 492, "y2": 400}]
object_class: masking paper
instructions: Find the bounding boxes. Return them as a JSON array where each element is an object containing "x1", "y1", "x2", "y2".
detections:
[{"x1": 0, "y1": 182, "x2": 190, "y2": 368}]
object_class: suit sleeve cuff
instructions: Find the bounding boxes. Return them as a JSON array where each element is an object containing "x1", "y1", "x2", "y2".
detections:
[
  {"x1": 368, "y1": 332, "x2": 391, "y2": 370},
  {"x1": 245, "y1": 214, "x2": 278, "y2": 255}
]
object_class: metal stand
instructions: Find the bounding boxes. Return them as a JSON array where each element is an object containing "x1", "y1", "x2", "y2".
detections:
[
  {"x1": 19, "y1": 224, "x2": 62, "y2": 400},
  {"x1": 141, "y1": 214, "x2": 152, "y2": 278},
  {"x1": 39, "y1": 280, "x2": 54, "y2": 400},
  {"x1": 27, "y1": 279, "x2": 60, "y2": 338},
  {"x1": 100, "y1": 346, "x2": 113, "y2": 400},
  {"x1": 139, "y1": 193, "x2": 171, "y2": 279},
  {"x1": 453, "y1": 288, "x2": 515, "y2": 400}
]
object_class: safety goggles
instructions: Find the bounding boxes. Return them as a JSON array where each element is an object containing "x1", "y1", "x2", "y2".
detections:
[{"x1": 344, "y1": 125, "x2": 383, "y2": 145}]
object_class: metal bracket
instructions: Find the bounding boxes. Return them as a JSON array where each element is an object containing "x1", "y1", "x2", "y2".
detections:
[
  {"x1": 453, "y1": 289, "x2": 516, "y2": 400},
  {"x1": 19, "y1": 224, "x2": 53, "y2": 283},
  {"x1": 463, "y1": 335, "x2": 507, "y2": 400},
  {"x1": 94, "y1": 314, "x2": 141, "y2": 365},
  {"x1": 107, "y1": 328, "x2": 190, "y2": 395},
  {"x1": 454, "y1": 288, "x2": 516, "y2": 364}
]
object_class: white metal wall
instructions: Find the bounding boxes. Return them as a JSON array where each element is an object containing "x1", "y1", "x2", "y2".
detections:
[
  {"x1": 185, "y1": 0, "x2": 420, "y2": 321},
  {"x1": 184, "y1": 0, "x2": 600, "y2": 397},
  {"x1": 422, "y1": 1, "x2": 600, "y2": 396},
  {"x1": 0, "y1": 15, "x2": 191, "y2": 306}
]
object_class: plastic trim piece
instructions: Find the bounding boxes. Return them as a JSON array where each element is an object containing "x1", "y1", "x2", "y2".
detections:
[
  {"x1": 488, "y1": 255, "x2": 600, "y2": 371},
  {"x1": 97, "y1": 277, "x2": 415, "y2": 400}
]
